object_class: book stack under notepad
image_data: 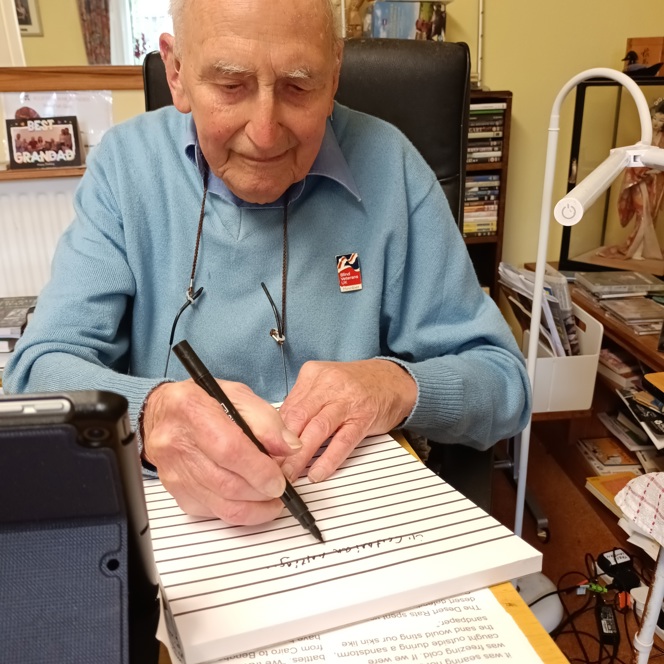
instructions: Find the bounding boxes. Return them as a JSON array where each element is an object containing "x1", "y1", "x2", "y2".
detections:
[
  {"x1": 574, "y1": 270, "x2": 664, "y2": 335},
  {"x1": 0, "y1": 296, "x2": 37, "y2": 392}
]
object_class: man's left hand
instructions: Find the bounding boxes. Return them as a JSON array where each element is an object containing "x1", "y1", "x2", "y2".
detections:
[{"x1": 279, "y1": 359, "x2": 417, "y2": 483}]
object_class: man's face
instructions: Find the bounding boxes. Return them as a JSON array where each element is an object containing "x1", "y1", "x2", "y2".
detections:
[{"x1": 162, "y1": 0, "x2": 341, "y2": 204}]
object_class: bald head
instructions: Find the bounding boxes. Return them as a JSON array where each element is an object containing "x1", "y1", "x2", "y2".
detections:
[{"x1": 169, "y1": 0, "x2": 341, "y2": 56}]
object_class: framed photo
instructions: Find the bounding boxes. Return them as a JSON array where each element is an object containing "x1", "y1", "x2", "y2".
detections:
[
  {"x1": 6, "y1": 116, "x2": 82, "y2": 170},
  {"x1": 15, "y1": 0, "x2": 42, "y2": 37}
]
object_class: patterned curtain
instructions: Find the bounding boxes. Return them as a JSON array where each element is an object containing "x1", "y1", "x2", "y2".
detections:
[{"x1": 77, "y1": 0, "x2": 111, "y2": 65}]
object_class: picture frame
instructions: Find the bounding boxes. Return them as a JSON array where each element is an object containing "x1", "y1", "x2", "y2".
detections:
[
  {"x1": 6, "y1": 116, "x2": 82, "y2": 170},
  {"x1": 14, "y1": 0, "x2": 42, "y2": 37}
]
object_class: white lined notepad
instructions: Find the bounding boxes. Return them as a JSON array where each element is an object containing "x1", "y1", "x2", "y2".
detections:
[{"x1": 145, "y1": 433, "x2": 541, "y2": 664}]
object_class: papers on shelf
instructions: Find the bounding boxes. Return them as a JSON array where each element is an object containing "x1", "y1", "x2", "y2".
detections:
[
  {"x1": 616, "y1": 389, "x2": 664, "y2": 450},
  {"x1": 146, "y1": 433, "x2": 541, "y2": 664},
  {"x1": 499, "y1": 262, "x2": 579, "y2": 358}
]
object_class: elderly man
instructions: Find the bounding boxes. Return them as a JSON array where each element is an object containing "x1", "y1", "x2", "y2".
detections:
[{"x1": 4, "y1": 0, "x2": 530, "y2": 525}]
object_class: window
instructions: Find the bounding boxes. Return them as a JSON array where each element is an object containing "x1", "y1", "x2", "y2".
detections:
[{"x1": 110, "y1": 0, "x2": 172, "y2": 65}]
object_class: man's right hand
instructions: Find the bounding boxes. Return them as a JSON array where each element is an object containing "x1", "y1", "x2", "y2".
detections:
[{"x1": 141, "y1": 380, "x2": 303, "y2": 525}]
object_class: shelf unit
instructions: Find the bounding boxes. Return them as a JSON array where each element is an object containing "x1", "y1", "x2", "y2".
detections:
[
  {"x1": 464, "y1": 90, "x2": 513, "y2": 300},
  {"x1": 530, "y1": 286, "x2": 664, "y2": 541}
]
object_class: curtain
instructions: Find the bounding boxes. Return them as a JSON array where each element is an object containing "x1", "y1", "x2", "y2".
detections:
[{"x1": 77, "y1": 0, "x2": 111, "y2": 65}]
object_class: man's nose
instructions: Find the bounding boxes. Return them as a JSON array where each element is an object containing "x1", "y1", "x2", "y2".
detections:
[{"x1": 245, "y1": 90, "x2": 282, "y2": 150}]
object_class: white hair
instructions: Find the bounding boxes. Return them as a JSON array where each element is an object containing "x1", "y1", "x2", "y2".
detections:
[{"x1": 169, "y1": 0, "x2": 341, "y2": 48}]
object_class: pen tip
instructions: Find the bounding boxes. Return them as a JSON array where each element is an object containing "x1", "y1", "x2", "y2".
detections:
[{"x1": 311, "y1": 525, "x2": 324, "y2": 543}]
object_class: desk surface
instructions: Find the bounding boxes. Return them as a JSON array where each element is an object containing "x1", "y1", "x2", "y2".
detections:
[{"x1": 157, "y1": 582, "x2": 568, "y2": 664}]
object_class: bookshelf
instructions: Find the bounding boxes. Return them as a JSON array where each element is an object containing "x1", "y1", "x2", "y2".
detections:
[
  {"x1": 528, "y1": 286, "x2": 664, "y2": 540},
  {"x1": 464, "y1": 90, "x2": 513, "y2": 300}
]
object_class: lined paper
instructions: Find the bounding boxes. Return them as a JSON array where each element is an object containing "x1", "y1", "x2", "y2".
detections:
[{"x1": 145, "y1": 434, "x2": 541, "y2": 664}]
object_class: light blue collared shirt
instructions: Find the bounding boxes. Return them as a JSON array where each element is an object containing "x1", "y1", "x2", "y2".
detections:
[{"x1": 183, "y1": 112, "x2": 361, "y2": 208}]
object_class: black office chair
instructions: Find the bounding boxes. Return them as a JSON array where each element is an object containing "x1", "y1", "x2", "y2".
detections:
[{"x1": 142, "y1": 40, "x2": 495, "y2": 511}]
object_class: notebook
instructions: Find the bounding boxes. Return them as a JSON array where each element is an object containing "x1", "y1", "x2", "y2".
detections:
[{"x1": 145, "y1": 433, "x2": 541, "y2": 664}]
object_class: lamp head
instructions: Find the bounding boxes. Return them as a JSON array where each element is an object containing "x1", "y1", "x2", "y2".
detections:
[{"x1": 554, "y1": 143, "x2": 664, "y2": 226}]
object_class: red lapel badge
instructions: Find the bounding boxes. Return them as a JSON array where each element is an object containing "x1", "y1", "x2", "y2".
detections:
[{"x1": 336, "y1": 253, "x2": 362, "y2": 292}]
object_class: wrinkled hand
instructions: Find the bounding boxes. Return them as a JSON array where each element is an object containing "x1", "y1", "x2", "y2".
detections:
[
  {"x1": 142, "y1": 380, "x2": 302, "y2": 525},
  {"x1": 279, "y1": 359, "x2": 417, "y2": 483}
]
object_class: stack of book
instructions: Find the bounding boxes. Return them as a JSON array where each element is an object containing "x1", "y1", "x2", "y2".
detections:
[
  {"x1": 597, "y1": 346, "x2": 642, "y2": 389},
  {"x1": 577, "y1": 436, "x2": 643, "y2": 476},
  {"x1": 582, "y1": 387, "x2": 664, "y2": 514},
  {"x1": 463, "y1": 174, "x2": 500, "y2": 237},
  {"x1": 466, "y1": 101, "x2": 505, "y2": 165},
  {"x1": 0, "y1": 296, "x2": 37, "y2": 392},
  {"x1": 585, "y1": 472, "x2": 641, "y2": 518},
  {"x1": 615, "y1": 385, "x2": 664, "y2": 449},
  {"x1": 574, "y1": 270, "x2": 664, "y2": 335}
]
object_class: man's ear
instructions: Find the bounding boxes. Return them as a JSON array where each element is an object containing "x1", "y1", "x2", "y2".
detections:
[{"x1": 159, "y1": 33, "x2": 192, "y2": 114}]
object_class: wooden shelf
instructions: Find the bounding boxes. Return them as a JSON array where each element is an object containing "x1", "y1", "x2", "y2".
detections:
[
  {"x1": 463, "y1": 234, "x2": 498, "y2": 245},
  {"x1": 571, "y1": 286, "x2": 664, "y2": 373},
  {"x1": 0, "y1": 66, "x2": 142, "y2": 92},
  {"x1": 0, "y1": 167, "x2": 86, "y2": 181},
  {"x1": 466, "y1": 162, "x2": 504, "y2": 172}
]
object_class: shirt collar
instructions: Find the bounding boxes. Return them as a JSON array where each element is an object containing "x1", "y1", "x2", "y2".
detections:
[{"x1": 184, "y1": 113, "x2": 361, "y2": 208}]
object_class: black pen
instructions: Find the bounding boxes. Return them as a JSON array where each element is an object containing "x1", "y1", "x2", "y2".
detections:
[{"x1": 172, "y1": 339, "x2": 324, "y2": 543}]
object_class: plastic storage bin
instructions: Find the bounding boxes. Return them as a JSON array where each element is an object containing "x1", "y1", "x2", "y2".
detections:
[{"x1": 523, "y1": 303, "x2": 604, "y2": 413}]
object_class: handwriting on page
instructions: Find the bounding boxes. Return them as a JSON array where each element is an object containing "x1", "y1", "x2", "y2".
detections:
[{"x1": 275, "y1": 534, "x2": 424, "y2": 569}]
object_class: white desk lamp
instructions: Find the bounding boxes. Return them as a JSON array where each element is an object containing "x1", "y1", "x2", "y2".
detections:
[
  {"x1": 515, "y1": 67, "x2": 664, "y2": 540},
  {"x1": 514, "y1": 68, "x2": 664, "y2": 634}
]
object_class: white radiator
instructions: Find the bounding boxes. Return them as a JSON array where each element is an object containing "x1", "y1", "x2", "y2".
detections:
[{"x1": 0, "y1": 177, "x2": 78, "y2": 297}]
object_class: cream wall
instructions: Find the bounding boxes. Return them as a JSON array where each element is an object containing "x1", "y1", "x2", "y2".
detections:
[{"x1": 21, "y1": 0, "x2": 86, "y2": 66}]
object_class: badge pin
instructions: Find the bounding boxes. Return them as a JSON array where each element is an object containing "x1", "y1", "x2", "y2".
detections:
[{"x1": 336, "y1": 253, "x2": 362, "y2": 292}]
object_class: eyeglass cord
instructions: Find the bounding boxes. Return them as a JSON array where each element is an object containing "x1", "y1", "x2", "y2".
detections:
[
  {"x1": 163, "y1": 169, "x2": 209, "y2": 377},
  {"x1": 164, "y1": 168, "x2": 291, "y2": 400}
]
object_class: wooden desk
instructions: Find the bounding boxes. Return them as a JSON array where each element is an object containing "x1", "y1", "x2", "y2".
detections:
[{"x1": 157, "y1": 582, "x2": 568, "y2": 664}]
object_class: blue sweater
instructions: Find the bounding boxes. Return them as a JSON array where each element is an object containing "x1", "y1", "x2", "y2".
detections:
[{"x1": 4, "y1": 103, "x2": 531, "y2": 449}]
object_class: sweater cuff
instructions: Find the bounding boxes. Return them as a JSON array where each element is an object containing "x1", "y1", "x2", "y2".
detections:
[
  {"x1": 378, "y1": 356, "x2": 464, "y2": 440},
  {"x1": 135, "y1": 379, "x2": 174, "y2": 479}
]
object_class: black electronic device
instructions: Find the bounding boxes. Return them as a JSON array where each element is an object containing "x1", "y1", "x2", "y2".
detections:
[{"x1": 0, "y1": 390, "x2": 160, "y2": 664}]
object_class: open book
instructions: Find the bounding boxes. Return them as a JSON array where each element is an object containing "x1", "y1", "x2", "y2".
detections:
[{"x1": 145, "y1": 433, "x2": 541, "y2": 663}]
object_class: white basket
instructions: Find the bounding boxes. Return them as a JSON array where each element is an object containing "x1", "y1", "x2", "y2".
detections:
[{"x1": 523, "y1": 303, "x2": 604, "y2": 413}]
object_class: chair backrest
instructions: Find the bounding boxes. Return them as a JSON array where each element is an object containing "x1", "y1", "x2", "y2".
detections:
[{"x1": 143, "y1": 39, "x2": 470, "y2": 224}]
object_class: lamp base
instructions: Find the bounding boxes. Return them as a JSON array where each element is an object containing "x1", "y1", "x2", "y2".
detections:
[{"x1": 516, "y1": 572, "x2": 564, "y2": 634}]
